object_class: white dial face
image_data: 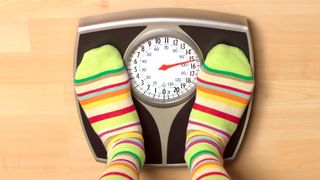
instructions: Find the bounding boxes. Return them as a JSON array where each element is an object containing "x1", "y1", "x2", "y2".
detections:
[{"x1": 127, "y1": 36, "x2": 201, "y2": 105}]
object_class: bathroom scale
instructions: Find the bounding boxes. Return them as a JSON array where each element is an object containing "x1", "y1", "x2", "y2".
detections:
[{"x1": 74, "y1": 8, "x2": 255, "y2": 166}]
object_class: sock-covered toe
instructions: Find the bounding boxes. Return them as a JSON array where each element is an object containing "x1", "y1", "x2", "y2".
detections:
[
  {"x1": 204, "y1": 43, "x2": 253, "y2": 80},
  {"x1": 75, "y1": 45, "x2": 125, "y2": 83}
]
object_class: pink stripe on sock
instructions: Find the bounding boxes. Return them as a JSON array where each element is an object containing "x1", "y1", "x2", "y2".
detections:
[
  {"x1": 77, "y1": 79, "x2": 129, "y2": 97},
  {"x1": 188, "y1": 120, "x2": 230, "y2": 138},
  {"x1": 99, "y1": 122, "x2": 141, "y2": 138},
  {"x1": 185, "y1": 138, "x2": 222, "y2": 155},
  {"x1": 197, "y1": 77, "x2": 251, "y2": 95},
  {"x1": 196, "y1": 172, "x2": 230, "y2": 180},
  {"x1": 113, "y1": 139, "x2": 145, "y2": 151},
  {"x1": 193, "y1": 103, "x2": 240, "y2": 124},
  {"x1": 100, "y1": 172, "x2": 134, "y2": 180}
]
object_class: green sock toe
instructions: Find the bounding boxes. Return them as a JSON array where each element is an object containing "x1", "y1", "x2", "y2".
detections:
[
  {"x1": 75, "y1": 44, "x2": 124, "y2": 82},
  {"x1": 204, "y1": 44, "x2": 253, "y2": 80}
]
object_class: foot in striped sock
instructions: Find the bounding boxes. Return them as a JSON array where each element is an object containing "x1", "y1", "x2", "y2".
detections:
[
  {"x1": 74, "y1": 45, "x2": 145, "y2": 180},
  {"x1": 184, "y1": 44, "x2": 254, "y2": 180}
]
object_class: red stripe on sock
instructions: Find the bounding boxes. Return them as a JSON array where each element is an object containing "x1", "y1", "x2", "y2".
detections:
[
  {"x1": 197, "y1": 77, "x2": 251, "y2": 95},
  {"x1": 196, "y1": 172, "x2": 230, "y2": 180},
  {"x1": 188, "y1": 120, "x2": 231, "y2": 138},
  {"x1": 192, "y1": 158, "x2": 220, "y2": 172},
  {"x1": 99, "y1": 122, "x2": 141, "y2": 138},
  {"x1": 100, "y1": 172, "x2": 134, "y2": 180},
  {"x1": 77, "y1": 79, "x2": 129, "y2": 97},
  {"x1": 192, "y1": 103, "x2": 240, "y2": 124},
  {"x1": 193, "y1": 103, "x2": 240, "y2": 124},
  {"x1": 89, "y1": 104, "x2": 136, "y2": 123}
]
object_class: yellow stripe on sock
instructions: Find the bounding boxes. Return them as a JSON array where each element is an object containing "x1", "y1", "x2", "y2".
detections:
[
  {"x1": 187, "y1": 125, "x2": 229, "y2": 146},
  {"x1": 80, "y1": 87, "x2": 130, "y2": 105},
  {"x1": 107, "y1": 163, "x2": 138, "y2": 178},
  {"x1": 101, "y1": 169, "x2": 135, "y2": 180},
  {"x1": 107, "y1": 132, "x2": 144, "y2": 151},
  {"x1": 190, "y1": 107, "x2": 238, "y2": 129},
  {"x1": 110, "y1": 140, "x2": 144, "y2": 154},
  {"x1": 201, "y1": 176, "x2": 229, "y2": 180},
  {"x1": 195, "y1": 95, "x2": 243, "y2": 117},
  {"x1": 75, "y1": 73, "x2": 129, "y2": 94},
  {"x1": 198, "y1": 70, "x2": 253, "y2": 92},
  {"x1": 100, "y1": 174, "x2": 128, "y2": 180},
  {"x1": 101, "y1": 127, "x2": 142, "y2": 147},
  {"x1": 189, "y1": 110, "x2": 238, "y2": 133},
  {"x1": 191, "y1": 154, "x2": 220, "y2": 169},
  {"x1": 92, "y1": 111, "x2": 139, "y2": 133},
  {"x1": 193, "y1": 167, "x2": 227, "y2": 180},
  {"x1": 197, "y1": 90, "x2": 246, "y2": 109},
  {"x1": 82, "y1": 92, "x2": 131, "y2": 110},
  {"x1": 108, "y1": 154, "x2": 140, "y2": 169},
  {"x1": 85, "y1": 98, "x2": 134, "y2": 117},
  {"x1": 192, "y1": 163, "x2": 223, "y2": 180}
]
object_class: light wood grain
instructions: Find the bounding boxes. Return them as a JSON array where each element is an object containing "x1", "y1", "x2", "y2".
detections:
[
  {"x1": 0, "y1": 18, "x2": 30, "y2": 52},
  {"x1": 0, "y1": 1, "x2": 319, "y2": 179}
]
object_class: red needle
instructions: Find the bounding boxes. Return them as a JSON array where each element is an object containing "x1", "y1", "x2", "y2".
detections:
[{"x1": 158, "y1": 59, "x2": 195, "y2": 71}]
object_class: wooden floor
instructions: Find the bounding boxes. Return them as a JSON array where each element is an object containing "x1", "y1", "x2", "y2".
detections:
[{"x1": 0, "y1": 1, "x2": 319, "y2": 179}]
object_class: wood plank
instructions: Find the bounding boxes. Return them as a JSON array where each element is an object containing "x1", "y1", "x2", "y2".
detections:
[{"x1": 0, "y1": 1, "x2": 320, "y2": 179}]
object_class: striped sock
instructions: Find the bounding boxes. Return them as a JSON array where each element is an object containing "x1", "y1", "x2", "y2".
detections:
[
  {"x1": 184, "y1": 44, "x2": 255, "y2": 180},
  {"x1": 74, "y1": 45, "x2": 145, "y2": 180}
]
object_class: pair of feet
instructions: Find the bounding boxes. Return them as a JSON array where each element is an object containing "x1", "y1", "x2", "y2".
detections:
[{"x1": 74, "y1": 44, "x2": 254, "y2": 180}]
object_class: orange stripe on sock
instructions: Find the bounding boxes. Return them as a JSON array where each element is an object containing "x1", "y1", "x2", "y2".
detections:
[
  {"x1": 80, "y1": 87, "x2": 130, "y2": 105},
  {"x1": 192, "y1": 162, "x2": 225, "y2": 179},
  {"x1": 192, "y1": 160, "x2": 221, "y2": 174},
  {"x1": 108, "y1": 161, "x2": 138, "y2": 175},
  {"x1": 192, "y1": 157, "x2": 220, "y2": 172},
  {"x1": 197, "y1": 85, "x2": 248, "y2": 104}
]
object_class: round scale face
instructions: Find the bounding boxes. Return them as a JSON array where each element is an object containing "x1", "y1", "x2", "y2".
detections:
[{"x1": 127, "y1": 36, "x2": 201, "y2": 106}]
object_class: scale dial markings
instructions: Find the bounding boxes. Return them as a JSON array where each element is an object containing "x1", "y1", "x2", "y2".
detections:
[{"x1": 127, "y1": 35, "x2": 202, "y2": 106}]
